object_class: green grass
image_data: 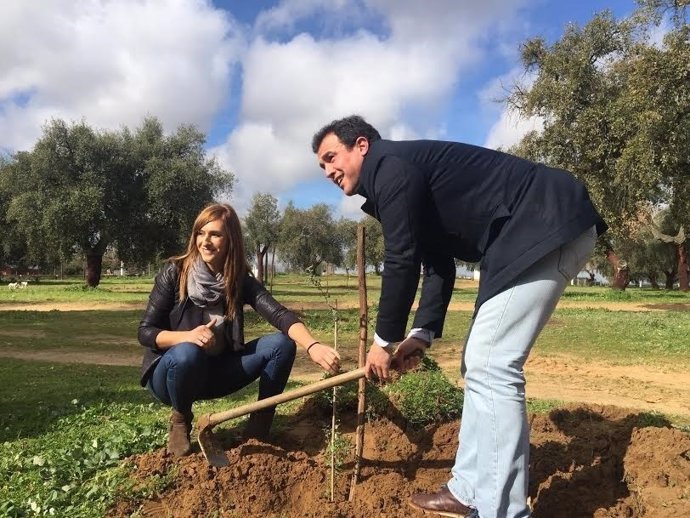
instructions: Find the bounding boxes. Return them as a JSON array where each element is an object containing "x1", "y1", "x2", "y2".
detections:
[
  {"x1": 436, "y1": 307, "x2": 690, "y2": 366},
  {"x1": 0, "y1": 277, "x2": 154, "y2": 305},
  {"x1": 537, "y1": 308, "x2": 690, "y2": 363},
  {"x1": 559, "y1": 285, "x2": 690, "y2": 303},
  {"x1": 3, "y1": 272, "x2": 689, "y2": 306},
  {"x1": 0, "y1": 358, "x2": 302, "y2": 518},
  {"x1": 0, "y1": 359, "x2": 164, "y2": 517},
  {"x1": 0, "y1": 309, "x2": 142, "y2": 353},
  {"x1": 0, "y1": 361, "x2": 149, "y2": 441}
]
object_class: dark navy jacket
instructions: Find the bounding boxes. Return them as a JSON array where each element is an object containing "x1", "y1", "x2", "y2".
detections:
[{"x1": 356, "y1": 139, "x2": 607, "y2": 343}]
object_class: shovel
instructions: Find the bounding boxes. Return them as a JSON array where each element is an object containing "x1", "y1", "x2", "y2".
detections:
[{"x1": 197, "y1": 366, "x2": 367, "y2": 467}]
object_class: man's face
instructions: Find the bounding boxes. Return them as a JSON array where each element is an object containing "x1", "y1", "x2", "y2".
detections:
[{"x1": 316, "y1": 133, "x2": 369, "y2": 196}]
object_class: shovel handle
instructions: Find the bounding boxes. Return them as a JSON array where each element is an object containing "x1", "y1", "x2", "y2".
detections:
[{"x1": 204, "y1": 367, "x2": 367, "y2": 427}]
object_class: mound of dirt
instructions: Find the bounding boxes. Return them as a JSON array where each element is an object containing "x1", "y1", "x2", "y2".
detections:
[{"x1": 109, "y1": 404, "x2": 690, "y2": 517}]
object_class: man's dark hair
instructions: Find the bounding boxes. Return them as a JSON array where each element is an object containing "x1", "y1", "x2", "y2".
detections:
[{"x1": 311, "y1": 115, "x2": 382, "y2": 152}]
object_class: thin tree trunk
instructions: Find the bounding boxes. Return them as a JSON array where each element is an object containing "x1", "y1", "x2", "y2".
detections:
[
  {"x1": 255, "y1": 245, "x2": 268, "y2": 285},
  {"x1": 85, "y1": 253, "x2": 103, "y2": 287},
  {"x1": 677, "y1": 243, "x2": 688, "y2": 292},
  {"x1": 605, "y1": 248, "x2": 629, "y2": 290},
  {"x1": 648, "y1": 271, "x2": 659, "y2": 290},
  {"x1": 663, "y1": 270, "x2": 676, "y2": 290},
  {"x1": 349, "y1": 225, "x2": 368, "y2": 501},
  {"x1": 270, "y1": 245, "x2": 276, "y2": 294},
  {"x1": 255, "y1": 246, "x2": 264, "y2": 284}
]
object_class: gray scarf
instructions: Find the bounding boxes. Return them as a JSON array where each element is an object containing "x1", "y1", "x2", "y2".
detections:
[{"x1": 187, "y1": 258, "x2": 225, "y2": 308}]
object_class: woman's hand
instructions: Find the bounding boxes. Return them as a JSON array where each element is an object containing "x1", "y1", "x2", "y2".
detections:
[
  {"x1": 188, "y1": 321, "x2": 216, "y2": 350},
  {"x1": 307, "y1": 343, "x2": 341, "y2": 375}
]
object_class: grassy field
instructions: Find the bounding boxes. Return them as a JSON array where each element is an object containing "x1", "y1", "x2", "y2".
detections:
[
  {"x1": 3, "y1": 272, "x2": 690, "y2": 306},
  {"x1": 1, "y1": 274, "x2": 689, "y2": 516}
]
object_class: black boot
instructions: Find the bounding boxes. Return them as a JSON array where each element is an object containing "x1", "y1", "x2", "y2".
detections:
[
  {"x1": 244, "y1": 410, "x2": 275, "y2": 440},
  {"x1": 168, "y1": 409, "x2": 193, "y2": 457}
]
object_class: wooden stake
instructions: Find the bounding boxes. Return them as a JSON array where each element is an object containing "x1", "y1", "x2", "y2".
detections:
[
  {"x1": 349, "y1": 224, "x2": 368, "y2": 501},
  {"x1": 330, "y1": 300, "x2": 338, "y2": 502}
]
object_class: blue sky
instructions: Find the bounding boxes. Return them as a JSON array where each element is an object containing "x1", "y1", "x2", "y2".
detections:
[{"x1": 0, "y1": 0, "x2": 637, "y2": 218}]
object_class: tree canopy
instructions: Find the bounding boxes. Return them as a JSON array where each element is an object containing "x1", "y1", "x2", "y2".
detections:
[
  {"x1": 507, "y1": 0, "x2": 689, "y2": 288},
  {"x1": 244, "y1": 193, "x2": 280, "y2": 284},
  {"x1": 0, "y1": 117, "x2": 232, "y2": 286},
  {"x1": 278, "y1": 203, "x2": 342, "y2": 272}
]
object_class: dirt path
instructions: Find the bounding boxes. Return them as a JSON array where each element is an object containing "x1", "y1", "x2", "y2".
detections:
[
  {"x1": 0, "y1": 302, "x2": 143, "y2": 311},
  {"x1": 523, "y1": 355, "x2": 690, "y2": 418},
  {"x1": 3, "y1": 300, "x2": 690, "y2": 312},
  {"x1": 2, "y1": 343, "x2": 688, "y2": 421},
  {"x1": 2, "y1": 299, "x2": 689, "y2": 420}
]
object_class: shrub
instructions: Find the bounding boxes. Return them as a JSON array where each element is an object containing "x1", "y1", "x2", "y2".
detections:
[{"x1": 313, "y1": 356, "x2": 463, "y2": 427}]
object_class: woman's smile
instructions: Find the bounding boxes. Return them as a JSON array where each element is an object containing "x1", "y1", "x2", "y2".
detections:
[{"x1": 196, "y1": 219, "x2": 228, "y2": 272}]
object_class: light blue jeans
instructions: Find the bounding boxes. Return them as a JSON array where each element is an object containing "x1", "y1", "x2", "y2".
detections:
[{"x1": 447, "y1": 226, "x2": 597, "y2": 518}]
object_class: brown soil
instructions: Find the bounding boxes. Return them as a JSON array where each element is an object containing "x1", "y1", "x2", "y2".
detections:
[{"x1": 108, "y1": 403, "x2": 690, "y2": 518}]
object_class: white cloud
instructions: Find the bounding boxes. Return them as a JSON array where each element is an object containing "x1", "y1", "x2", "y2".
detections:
[
  {"x1": 648, "y1": 17, "x2": 672, "y2": 48},
  {"x1": 0, "y1": 0, "x2": 542, "y2": 212},
  {"x1": 479, "y1": 66, "x2": 543, "y2": 150},
  {"x1": 0, "y1": 0, "x2": 243, "y2": 151},
  {"x1": 215, "y1": 0, "x2": 532, "y2": 207},
  {"x1": 483, "y1": 108, "x2": 542, "y2": 150},
  {"x1": 339, "y1": 193, "x2": 366, "y2": 219},
  {"x1": 254, "y1": 0, "x2": 353, "y2": 34}
]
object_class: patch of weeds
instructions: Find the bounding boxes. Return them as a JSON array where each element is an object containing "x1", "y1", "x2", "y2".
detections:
[
  {"x1": 63, "y1": 284, "x2": 111, "y2": 292},
  {"x1": 112, "y1": 463, "x2": 180, "y2": 515},
  {"x1": 373, "y1": 357, "x2": 463, "y2": 426},
  {"x1": 324, "y1": 425, "x2": 352, "y2": 472},
  {"x1": 635, "y1": 411, "x2": 671, "y2": 428},
  {"x1": 677, "y1": 423, "x2": 690, "y2": 434},
  {"x1": 0, "y1": 401, "x2": 167, "y2": 517},
  {"x1": 312, "y1": 376, "x2": 360, "y2": 412},
  {"x1": 527, "y1": 398, "x2": 563, "y2": 414},
  {"x1": 312, "y1": 356, "x2": 463, "y2": 427}
]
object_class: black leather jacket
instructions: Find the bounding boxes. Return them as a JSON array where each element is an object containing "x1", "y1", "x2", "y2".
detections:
[{"x1": 137, "y1": 262, "x2": 301, "y2": 386}]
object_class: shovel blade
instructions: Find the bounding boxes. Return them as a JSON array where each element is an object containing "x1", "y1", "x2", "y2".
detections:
[{"x1": 198, "y1": 416, "x2": 229, "y2": 467}]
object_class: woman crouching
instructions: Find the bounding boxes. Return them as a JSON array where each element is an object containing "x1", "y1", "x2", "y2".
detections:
[{"x1": 138, "y1": 203, "x2": 341, "y2": 457}]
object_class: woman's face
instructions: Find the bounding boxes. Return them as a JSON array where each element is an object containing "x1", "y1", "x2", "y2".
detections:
[{"x1": 196, "y1": 218, "x2": 228, "y2": 273}]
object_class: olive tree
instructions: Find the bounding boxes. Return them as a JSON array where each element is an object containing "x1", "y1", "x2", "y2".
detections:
[{"x1": 1, "y1": 117, "x2": 232, "y2": 286}]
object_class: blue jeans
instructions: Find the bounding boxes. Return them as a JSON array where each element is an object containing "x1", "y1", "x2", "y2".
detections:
[
  {"x1": 147, "y1": 332, "x2": 296, "y2": 415},
  {"x1": 446, "y1": 226, "x2": 597, "y2": 518}
]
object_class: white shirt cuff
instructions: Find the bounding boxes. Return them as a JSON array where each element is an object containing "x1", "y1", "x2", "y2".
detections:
[
  {"x1": 374, "y1": 333, "x2": 392, "y2": 348},
  {"x1": 374, "y1": 329, "x2": 434, "y2": 348}
]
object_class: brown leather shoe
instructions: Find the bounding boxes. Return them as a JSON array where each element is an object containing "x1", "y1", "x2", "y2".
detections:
[
  {"x1": 409, "y1": 486, "x2": 476, "y2": 517},
  {"x1": 168, "y1": 410, "x2": 193, "y2": 457}
]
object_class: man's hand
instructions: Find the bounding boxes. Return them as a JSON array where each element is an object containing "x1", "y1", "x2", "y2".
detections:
[
  {"x1": 365, "y1": 344, "x2": 393, "y2": 381},
  {"x1": 392, "y1": 337, "x2": 427, "y2": 373}
]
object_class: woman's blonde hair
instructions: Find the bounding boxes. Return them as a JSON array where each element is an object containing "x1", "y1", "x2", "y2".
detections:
[{"x1": 172, "y1": 203, "x2": 248, "y2": 319}]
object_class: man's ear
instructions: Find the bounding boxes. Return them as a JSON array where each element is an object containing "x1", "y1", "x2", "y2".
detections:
[{"x1": 355, "y1": 136, "x2": 369, "y2": 156}]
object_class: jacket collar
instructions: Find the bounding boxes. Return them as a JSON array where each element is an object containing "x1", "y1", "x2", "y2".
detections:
[{"x1": 356, "y1": 139, "x2": 388, "y2": 217}]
